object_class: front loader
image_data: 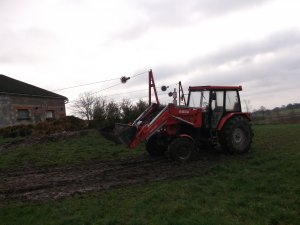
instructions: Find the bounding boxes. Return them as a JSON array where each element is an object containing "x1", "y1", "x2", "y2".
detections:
[{"x1": 101, "y1": 70, "x2": 253, "y2": 162}]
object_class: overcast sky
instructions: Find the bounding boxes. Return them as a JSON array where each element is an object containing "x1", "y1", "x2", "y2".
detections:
[{"x1": 1, "y1": 0, "x2": 299, "y2": 113}]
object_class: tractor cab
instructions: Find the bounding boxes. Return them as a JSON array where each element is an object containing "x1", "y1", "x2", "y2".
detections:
[{"x1": 187, "y1": 86, "x2": 242, "y2": 129}]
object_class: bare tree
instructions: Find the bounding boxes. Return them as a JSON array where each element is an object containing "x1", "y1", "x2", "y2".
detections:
[
  {"x1": 243, "y1": 99, "x2": 252, "y2": 113},
  {"x1": 72, "y1": 92, "x2": 148, "y2": 126},
  {"x1": 72, "y1": 92, "x2": 98, "y2": 120}
]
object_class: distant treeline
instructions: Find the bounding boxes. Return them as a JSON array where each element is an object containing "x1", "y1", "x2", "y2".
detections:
[
  {"x1": 252, "y1": 103, "x2": 300, "y2": 115},
  {"x1": 252, "y1": 103, "x2": 300, "y2": 124}
]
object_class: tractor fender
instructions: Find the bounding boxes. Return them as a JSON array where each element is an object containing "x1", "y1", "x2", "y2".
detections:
[
  {"x1": 178, "y1": 134, "x2": 194, "y2": 142},
  {"x1": 217, "y1": 113, "x2": 251, "y2": 131}
]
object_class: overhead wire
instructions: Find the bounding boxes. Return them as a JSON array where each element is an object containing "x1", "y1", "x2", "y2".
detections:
[
  {"x1": 52, "y1": 77, "x2": 119, "y2": 92},
  {"x1": 93, "y1": 82, "x2": 123, "y2": 94},
  {"x1": 107, "y1": 90, "x2": 174, "y2": 105},
  {"x1": 52, "y1": 70, "x2": 148, "y2": 92},
  {"x1": 130, "y1": 71, "x2": 148, "y2": 78},
  {"x1": 68, "y1": 82, "x2": 122, "y2": 103},
  {"x1": 67, "y1": 71, "x2": 184, "y2": 105},
  {"x1": 103, "y1": 88, "x2": 147, "y2": 97},
  {"x1": 103, "y1": 81, "x2": 181, "y2": 103},
  {"x1": 67, "y1": 70, "x2": 149, "y2": 103}
]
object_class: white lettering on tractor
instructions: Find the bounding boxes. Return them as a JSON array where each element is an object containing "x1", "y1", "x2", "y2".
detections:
[{"x1": 179, "y1": 110, "x2": 189, "y2": 114}]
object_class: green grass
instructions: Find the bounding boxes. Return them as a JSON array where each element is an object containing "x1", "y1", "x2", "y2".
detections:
[
  {"x1": 0, "y1": 130, "x2": 143, "y2": 171},
  {"x1": 0, "y1": 136, "x2": 24, "y2": 145},
  {"x1": 1, "y1": 124, "x2": 300, "y2": 225}
]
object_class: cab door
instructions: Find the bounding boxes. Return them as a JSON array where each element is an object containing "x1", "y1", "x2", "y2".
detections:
[
  {"x1": 210, "y1": 91, "x2": 224, "y2": 129},
  {"x1": 224, "y1": 90, "x2": 241, "y2": 112}
]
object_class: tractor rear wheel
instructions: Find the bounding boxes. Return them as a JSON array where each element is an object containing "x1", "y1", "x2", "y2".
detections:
[
  {"x1": 146, "y1": 134, "x2": 168, "y2": 157},
  {"x1": 220, "y1": 116, "x2": 253, "y2": 154},
  {"x1": 167, "y1": 137, "x2": 195, "y2": 162}
]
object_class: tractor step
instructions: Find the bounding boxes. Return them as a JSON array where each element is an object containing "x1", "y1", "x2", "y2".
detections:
[
  {"x1": 210, "y1": 130, "x2": 219, "y2": 146},
  {"x1": 100, "y1": 123, "x2": 137, "y2": 146}
]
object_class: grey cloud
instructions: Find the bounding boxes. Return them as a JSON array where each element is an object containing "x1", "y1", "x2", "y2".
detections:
[
  {"x1": 188, "y1": 42, "x2": 300, "y2": 108},
  {"x1": 115, "y1": 0, "x2": 274, "y2": 40},
  {"x1": 193, "y1": 0, "x2": 272, "y2": 15},
  {"x1": 152, "y1": 29, "x2": 300, "y2": 81},
  {"x1": 188, "y1": 50, "x2": 300, "y2": 87},
  {"x1": 0, "y1": 28, "x2": 56, "y2": 64},
  {"x1": 135, "y1": 0, "x2": 273, "y2": 23},
  {"x1": 127, "y1": 29, "x2": 300, "y2": 108},
  {"x1": 112, "y1": 24, "x2": 151, "y2": 41},
  {"x1": 190, "y1": 29, "x2": 300, "y2": 68}
]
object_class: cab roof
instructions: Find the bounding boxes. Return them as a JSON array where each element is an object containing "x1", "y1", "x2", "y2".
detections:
[{"x1": 189, "y1": 85, "x2": 242, "y2": 91}]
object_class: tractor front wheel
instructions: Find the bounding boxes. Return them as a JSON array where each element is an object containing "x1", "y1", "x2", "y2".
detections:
[
  {"x1": 220, "y1": 116, "x2": 253, "y2": 154},
  {"x1": 146, "y1": 134, "x2": 168, "y2": 157},
  {"x1": 167, "y1": 137, "x2": 195, "y2": 162}
]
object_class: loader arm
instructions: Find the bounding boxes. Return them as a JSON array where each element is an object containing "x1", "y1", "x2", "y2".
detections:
[
  {"x1": 129, "y1": 104, "x2": 202, "y2": 148},
  {"x1": 129, "y1": 105, "x2": 169, "y2": 148}
]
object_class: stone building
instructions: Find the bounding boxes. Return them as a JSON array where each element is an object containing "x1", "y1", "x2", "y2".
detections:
[{"x1": 0, "y1": 74, "x2": 68, "y2": 128}]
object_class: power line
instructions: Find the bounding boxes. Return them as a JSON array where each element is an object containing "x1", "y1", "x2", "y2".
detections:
[
  {"x1": 93, "y1": 82, "x2": 123, "y2": 94},
  {"x1": 103, "y1": 88, "x2": 147, "y2": 97},
  {"x1": 67, "y1": 73, "x2": 182, "y2": 104},
  {"x1": 53, "y1": 70, "x2": 148, "y2": 92},
  {"x1": 107, "y1": 91, "x2": 173, "y2": 104},
  {"x1": 130, "y1": 71, "x2": 148, "y2": 78},
  {"x1": 52, "y1": 77, "x2": 119, "y2": 92},
  {"x1": 97, "y1": 82, "x2": 180, "y2": 102},
  {"x1": 68, "y1": 78, "x2": 147, "y2": 103},
  {"x1": 68, "y1": 82, "x2": 123, "y2": 103},
  {"x1": 103, "y1": 81, "x2": 179, "y2": 98}
]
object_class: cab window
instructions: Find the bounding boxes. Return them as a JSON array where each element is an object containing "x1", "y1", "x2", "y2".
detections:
[
  {"x1": 225, "y1": 91, "x2": 240, "y2": 111},
  {"x1": 189, "y1": 91, "x2": 209, "y2": 108}
]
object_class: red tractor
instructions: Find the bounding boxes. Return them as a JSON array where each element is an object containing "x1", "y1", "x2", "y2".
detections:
[{"x1": 102, "y1": 70, "x2": 253, "y2": 162}]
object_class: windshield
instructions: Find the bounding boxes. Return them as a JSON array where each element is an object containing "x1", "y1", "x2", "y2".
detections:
[{"x1": 188, "y1": 91, "x2": 209, "y2": 108}]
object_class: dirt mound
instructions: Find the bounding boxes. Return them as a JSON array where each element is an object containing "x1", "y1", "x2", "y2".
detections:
[
  {"x1": 0, "y1": 152, "x2": 223, "y2": 203},
  {"x1": 34, "y1": 116, "x2": 87, "y2": 136},
  {"x1": 0, "y1": 130, "x2": 90, "y2": 153},
  {"x1": 0, "y1": 116, "x2": 87, "y2": 138}
]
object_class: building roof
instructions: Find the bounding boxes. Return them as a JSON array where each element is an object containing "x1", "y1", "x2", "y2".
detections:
[{"x1": 0, "y1": 74, "x2": 68, "y2": 101}]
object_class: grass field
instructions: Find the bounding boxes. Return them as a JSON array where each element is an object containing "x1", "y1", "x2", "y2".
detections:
[
  {"x1": 1, "y1": 124, "x2": 300, "y2": 225},
  {"x1": 252, "y1": 109, "x2": 300, "y2": 125},
  {"x1": 0, "y1": 130, "x2": 144, "y2": 171}
]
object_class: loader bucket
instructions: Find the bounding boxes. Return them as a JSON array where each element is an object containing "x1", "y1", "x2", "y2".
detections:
[{"x1": 100, "y1": 123, "x2": 137, "y2": 146}]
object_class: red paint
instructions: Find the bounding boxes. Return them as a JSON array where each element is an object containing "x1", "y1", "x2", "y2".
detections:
[
  {"x1": 148, "y1": 70, "x2": 160, "y2": 106},
  {"x1": 189, "y1": 86, "x2": 242, "y2": 91},
  {"x1": 217, "y1": 112, "x2": 251, "y2": 131},
  {"x1": 178, "y1": 81, "x2": 186, "y2": 106},
  {"x1": 129, "y1": 104, "x2": 202, "y2": 148},
  {"x1": 179, "y1": 134, "x2": 194, "y2": 141}
]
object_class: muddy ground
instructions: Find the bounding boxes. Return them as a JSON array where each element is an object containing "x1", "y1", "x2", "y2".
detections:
[
  {"x1": 0, "y1": 131, "x2": 226, "y2": 203},
  {"x1": 0, "y1": 150, "x2": 224, "y2": 203}
]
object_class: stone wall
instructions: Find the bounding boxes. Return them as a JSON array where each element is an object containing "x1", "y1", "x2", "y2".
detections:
[
  {"x1": 0, "y1": 94, "x2": 66, "y2": 128},
  {"x1": 0, "y1": 95, "x2": 12, "y2": 127}
]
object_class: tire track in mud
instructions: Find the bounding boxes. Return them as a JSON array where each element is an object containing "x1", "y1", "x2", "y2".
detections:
[{"x1": 0, "y1": 152, "x2": 223, "y2": 202}]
